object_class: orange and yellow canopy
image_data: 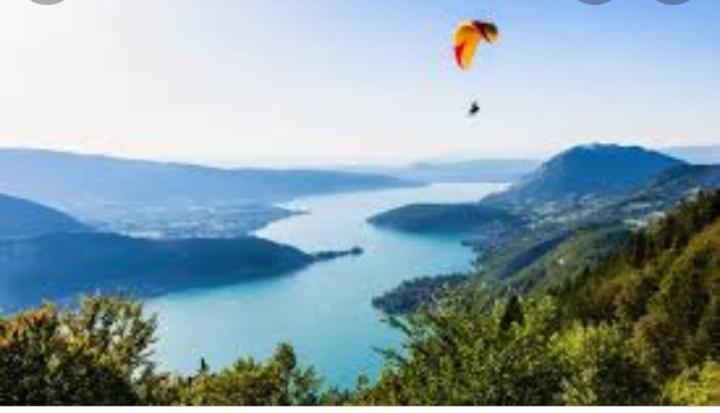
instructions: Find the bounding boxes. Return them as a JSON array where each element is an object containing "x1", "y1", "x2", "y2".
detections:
[{"x1": 453, "y1": 20, "x2": 499, "y2": 71}]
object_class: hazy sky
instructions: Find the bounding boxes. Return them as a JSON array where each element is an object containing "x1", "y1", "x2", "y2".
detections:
[{"x1": 2, "y1": 0, "x2": 718, "y2": 164}]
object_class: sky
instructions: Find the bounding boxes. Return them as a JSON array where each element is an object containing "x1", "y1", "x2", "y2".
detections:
[{"x1": 1, "y1": 0, "x2": 719, "y2": 165}]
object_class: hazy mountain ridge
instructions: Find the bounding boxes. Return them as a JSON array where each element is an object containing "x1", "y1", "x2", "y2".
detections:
[
  {"x1": 662, "y1": 145, "x2": 720, "y2": 165},
  {"x1": 0, "y1": 149, "x2": 416, "y2": 229},
  {"x1": 0, "y1": 149, "x2": 418, "y2": 239},
  {"x1": 352, "y1": 159, "x2": 540, "y2": 184}
]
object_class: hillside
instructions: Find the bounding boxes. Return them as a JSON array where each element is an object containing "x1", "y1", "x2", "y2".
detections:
[
  {"x1": 0, "y1": 194, "x2": 89, "y2": 238},
  {"x1": 557, "y1": 190, "x2": 720, "y2": 318},
  {"x1": 479, "y1": 225, "x2": 631, "y2": 291},
  {"x1": 456, "y1": 166, "x2": 719, "y2": 297},
  {"x1": 611, "y1": 164, "x2": 720, "y2": 219},
  {"x1": 0, "y1": 233, "x2": 313, "y2": 312},
  {"x1": 483, "y1": 144, "x2": 684, "y2": 213}
]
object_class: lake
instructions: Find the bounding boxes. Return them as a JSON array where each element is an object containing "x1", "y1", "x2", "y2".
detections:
[{"x1": 146, "y1": 183, "x2": 506, "y2": 388}]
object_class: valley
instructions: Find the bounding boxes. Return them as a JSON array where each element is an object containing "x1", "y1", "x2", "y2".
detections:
[{"x1": 1, "y1": 144, "x2": 718, "y2": 393}]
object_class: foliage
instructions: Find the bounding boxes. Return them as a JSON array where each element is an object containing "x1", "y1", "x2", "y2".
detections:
[
  {"x1": 0, "y1": 296, "x2": 327, "y2": 406},
  {"x1": 664, "y1": 362, "x2": 720, "y2": 406},
  {"x1": 358, "y1": 296, "x2": 566, "y2": 405},
  {"x1": 358, "y1": 295, "x2": 660, "y2": 405},
  {"x1": 552, "y1": 323, "x2": 654, "y2": 405},
  {"x1": 371, "y1": 274, "x2": 468, "y2": 315},
  {"x1": 176, "y1": 344, "x2": 322, "y2": 406},
  {"x1": 0, "y1": 297, "x2": 156, "y2": 405}
]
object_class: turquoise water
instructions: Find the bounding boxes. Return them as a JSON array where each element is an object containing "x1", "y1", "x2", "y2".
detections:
[{"x1": 146, "y1": 183, "x2": 505, "y2": 388}]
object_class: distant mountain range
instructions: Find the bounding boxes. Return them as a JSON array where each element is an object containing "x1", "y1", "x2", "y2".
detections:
[
  {"x1": 0, "y1": 149, "x2": 416, "y2": 221},
  {"x1": 352, "y1": 159, "x2": 540, "y2": 184},
  {"x1": 661, "y1": 145, "x2": 720, "y2": 165},
  {"x1": 0, "y1": 149, "x2": 417, "y2": 239},
  {"x1": 0, "y1": 194, "x2": 89, "y2": 238}
]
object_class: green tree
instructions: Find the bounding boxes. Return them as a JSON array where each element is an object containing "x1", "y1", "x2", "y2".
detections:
[
  {"x1": 552, "y1": 323, "x2": 655, "y2": 405},
  {"x1": 177, "y1": 343, "x2": 321, "y2": 406},
  {"x1": 664, "y1": 362, "x2": 720, "y2": 406},
  {"x1": 0, "y1": 297, "x2": 157, "y2": 405},
  {"x1": 359, "y1": 297, "x2": 566, "y2": 405}
]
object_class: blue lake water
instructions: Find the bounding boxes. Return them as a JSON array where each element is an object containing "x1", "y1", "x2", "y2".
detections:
[{"x1": 146, "y1": 183, "x2": 506, "y2": 388}]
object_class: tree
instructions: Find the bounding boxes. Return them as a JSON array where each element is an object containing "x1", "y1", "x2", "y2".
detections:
[
  {"x1": 0, "y1": 297, "x2": 157, "y2": 405},
  {"x1": 664, "y1": 362, "x2": 720, "y2": 406},
  {"x1": 359, "y1": 297, "x2": 566, "y2": 405},
  {"x1": 177, "y1": 344, "x2": 321, "y2": 406},
  {"x1": 500, "y1": 295, "x2": 525, "y2": 330},
  {"x1": 552, "y1": 323, "x2": 655, "y2": 405}
]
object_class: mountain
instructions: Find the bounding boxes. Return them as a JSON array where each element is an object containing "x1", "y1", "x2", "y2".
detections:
[
  {"x1": 467, "y1": 164, "x2": 720, "y2": 292},
  {"x1": 0, "y1": 233, "x2": 314, "y2": 312},
  {"x1": 0, "y1": 149, "x2": 416, "y2": 238},
  {"x1": 0, "y1": 149, "x2": 416, "y2": 219},
  {"x1": 368, "y1": 146, "x2": 718, "y2": 314},
  {"x1": 353, "y1": 159, "x2": 540, "y2": 184},
  {"x1": 369, "y1": 144, "x2": 684, "y2": 237},
  {"x1": 450, "y1": 163, "x2": 720, "y2": 294},
  {"x1": 0, "y1": 193, "x2": 89, "y2": 238},
  {"x1": 483, "y1": 144, "x2": 685, "y2": 213},
  {"x1": 662, "y1": 145, "x2": 720, "y2": 165}
]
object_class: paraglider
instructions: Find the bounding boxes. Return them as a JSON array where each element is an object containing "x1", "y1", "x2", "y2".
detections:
[
  {"x1": 468, "y1": 101, "x2": 481, "y2": 117},
  {"x1": 453, "y1": 20, "x2": 499, "y2": 117}
]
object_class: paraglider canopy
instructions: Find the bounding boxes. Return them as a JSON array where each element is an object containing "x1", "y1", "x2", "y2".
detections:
[{"x1": 453, "y1": 20, "x2": 499, "y2": 71}]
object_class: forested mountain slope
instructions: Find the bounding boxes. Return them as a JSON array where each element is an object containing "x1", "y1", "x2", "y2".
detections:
[{"x1": 361, "y1": 190, "x2": 720, "y2": 405}]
